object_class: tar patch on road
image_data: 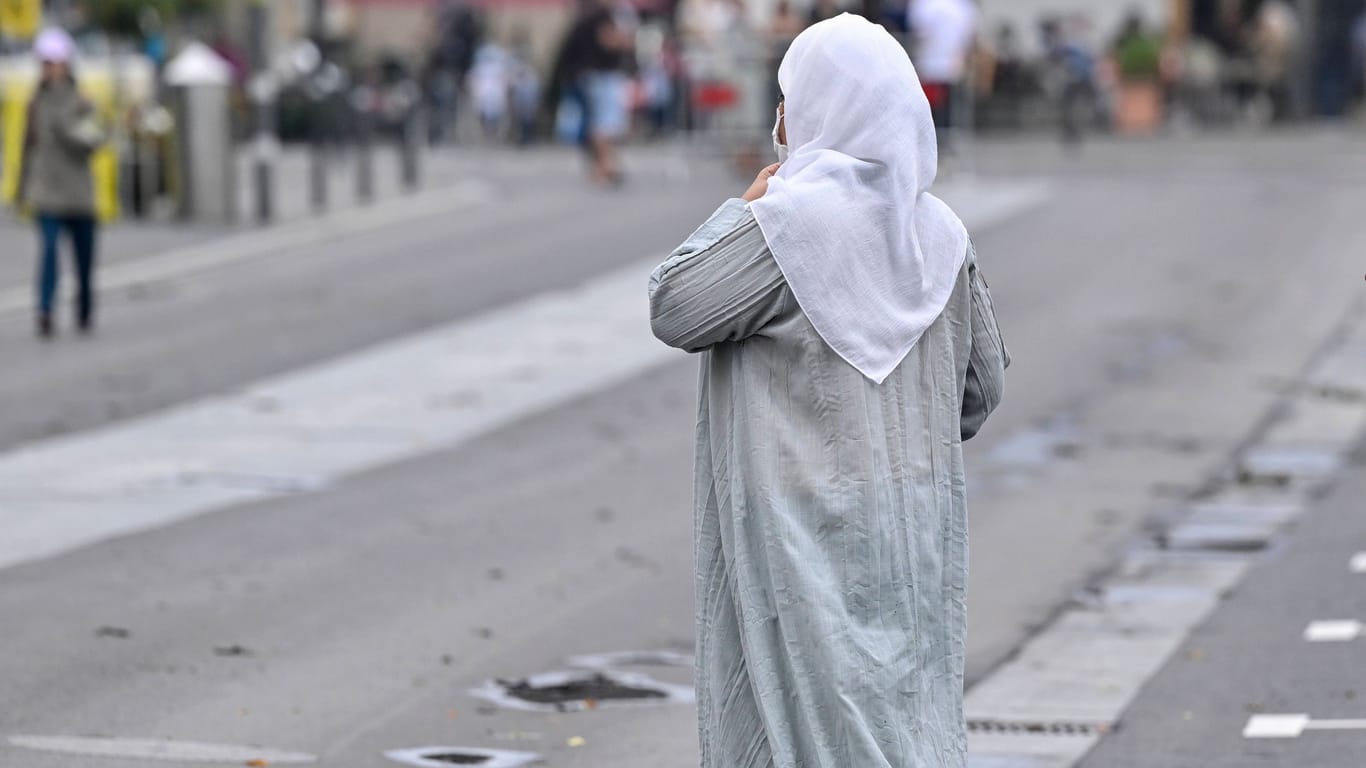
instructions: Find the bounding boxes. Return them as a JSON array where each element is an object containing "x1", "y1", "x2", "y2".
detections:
[{"x1": 470, "y1": 669, "x2": 694, "y2": 713}]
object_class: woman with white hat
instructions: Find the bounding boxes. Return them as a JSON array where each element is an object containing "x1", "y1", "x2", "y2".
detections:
[
  {"x1": 18, "y1": 27, "x2": 106, "y2": 338},
  {"x1": 650, "y1": 14, "x2": 1008, "y2": 766}
]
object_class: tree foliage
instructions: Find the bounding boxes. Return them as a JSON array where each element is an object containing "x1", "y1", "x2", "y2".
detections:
[{"x1": 82, "y1": 0, "x2": 222, "y2": 38}]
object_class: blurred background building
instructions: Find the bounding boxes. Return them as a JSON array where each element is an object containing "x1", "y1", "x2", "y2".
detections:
[{"x1": 2, "y1": 0, "x2": 1366, "y2": 226}]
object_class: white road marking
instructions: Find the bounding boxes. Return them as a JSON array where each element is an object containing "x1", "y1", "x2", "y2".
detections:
[
  {"x1": 7, "y1": 735, "x2": 317, "y2": 763},
  {"x1": 1351, "y1": 552, "x2": 1366, "y2": 574},
  {"x1": 0, "y1": 180, "x2": 494, "y2": 317},
  {"x1": 1304, "y1": 620, "x2": 1364, "y2": 643},
  {"x1": 384, "y1": 747, "x2": 541, "y2": 768},
  {"x1": 0, "y1": 182, "x2": 1048, "y2": 574},
  {"x1": 0, "y1": 258, "x2": 674, "y2": 572},
  {"x1": 1244, "y1": 714, "x2": 1366, "y2": 739}
]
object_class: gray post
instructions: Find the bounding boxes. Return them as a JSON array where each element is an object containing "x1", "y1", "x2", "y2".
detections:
[
  {"x1": 165, "y1": 43, "x2": 236, "y2": 224},
  {"x1": 308, "y1": 0, "x2": 329, "y2": 213},
  {"x1": 310, "y1": 112, "x2": 329, "y2": 213},
  {"x1": 398, "y1": 97, "x2": 420, "y2": 191},
  {"x1": 248, "y1": 0, "x2": 276, "y2": 224},
  {"x1": 401, "y1": 109, "x2": 421, "y2": 191},
  {"x1": 1291, "y1": 0, "x2": 1318, "y2": 120},
  {"x1": 354, "y1": 89, "x2": 375, "y2": 204}
]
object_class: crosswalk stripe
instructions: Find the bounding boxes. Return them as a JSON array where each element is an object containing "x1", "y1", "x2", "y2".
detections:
[{"x1": 0, "y1": 180, "x2": 1049, "y2": 574}]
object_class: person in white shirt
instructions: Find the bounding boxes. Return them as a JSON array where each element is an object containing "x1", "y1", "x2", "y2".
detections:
[{"x1": 907, "y1": 0, "x2": 978, "y2": 134}]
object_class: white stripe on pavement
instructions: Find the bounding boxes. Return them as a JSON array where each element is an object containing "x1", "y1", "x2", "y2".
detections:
[
  {"x1": 1244, "y1": 715, "x2": 1366, "y2": 739},
  {"x1": 0, "y1": 180, "x2": 494, "y2": 317},
  {"x1": 0, "y1": 181, "x2": 1048, "y2": 574},
  {"x1": 1303, "y1": 620, "x2": 1364, "y2": 642},
  {"x1": 1351, "y1": 552, "x2": 1366, "y2": 574}
]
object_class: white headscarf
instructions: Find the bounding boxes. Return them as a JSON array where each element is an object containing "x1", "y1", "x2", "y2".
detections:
[{"x1": 749, "y1": 13, "x2": 969, "y2": 384}]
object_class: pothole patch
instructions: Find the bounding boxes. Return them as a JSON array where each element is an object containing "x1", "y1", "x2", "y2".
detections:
[
  {"x1": 470, "y1": 670, "x2": 694, "y2": 713},
  {"x1": 566, "y1": 650, "x2": 694, "y2": 670},
  {"x1": 384, "y1": 747, "x2": 542, "y2": 767},
  {"x1": 6, "y1": 735, "x2": 317, "y2": 764}
]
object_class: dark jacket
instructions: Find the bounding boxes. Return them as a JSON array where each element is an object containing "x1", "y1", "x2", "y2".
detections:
[{"x1": 17, "y1": 79, "x2": 105, "y2": 216}]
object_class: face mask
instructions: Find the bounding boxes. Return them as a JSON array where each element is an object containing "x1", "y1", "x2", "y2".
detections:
[{"x1": 772, "y1": 106, "x2": 789, "y2": 163}]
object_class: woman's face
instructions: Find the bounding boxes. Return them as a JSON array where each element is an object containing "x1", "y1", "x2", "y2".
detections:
[
  {"x1": 41, "y1": 60, "x2": 68, "y2": 82},
  {"x1": 777, "y1": 100, "x2": 787, "y2": 145}
]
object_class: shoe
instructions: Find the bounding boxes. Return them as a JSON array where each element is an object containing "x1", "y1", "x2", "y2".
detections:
[{"x1": 36, "y1": 313, "x2": 53, "y2": 339}]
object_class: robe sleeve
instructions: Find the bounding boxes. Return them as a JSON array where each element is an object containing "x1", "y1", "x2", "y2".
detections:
[
  {"x1": 649, "y1": 198, "x2": 791, "y2": 353},
  {"x1": 961, "y1": 243, "x2": 1009, "y2": 441}
]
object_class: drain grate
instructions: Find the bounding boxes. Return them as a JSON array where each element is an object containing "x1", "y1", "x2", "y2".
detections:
[
  {"x1": 470, "y1": 670, "x2": 694, "y2": 713},
  {"x1": 384, "y1": 747, "x2": 540, "y2": 768},
  {"x1": 966, "y1": 719, "x2": 1106, "y2": 737}
]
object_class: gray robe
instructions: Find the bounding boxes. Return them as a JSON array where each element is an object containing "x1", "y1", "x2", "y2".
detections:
[{"x1": 649, "y1": 199, "x2": 1007, "y2": 768}]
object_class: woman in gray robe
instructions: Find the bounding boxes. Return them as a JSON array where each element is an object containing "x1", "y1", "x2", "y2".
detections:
[{"x1": 649, "y1": 14, "x2": 1007, "y2": 768}]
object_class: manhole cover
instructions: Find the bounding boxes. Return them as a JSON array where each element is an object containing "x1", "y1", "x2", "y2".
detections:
[
  {"x1": 384, "y1": 747, "x2": 541, "y2": 768},
  {"x1": 6, "y1": 735, "x2": 317, "y2": 764},
  {"x1": 566, "y1": 650, "x2": 694, "y2": 670},
  {"x1": 470, "y1": 670, "x2": 694, "y2": 713}
]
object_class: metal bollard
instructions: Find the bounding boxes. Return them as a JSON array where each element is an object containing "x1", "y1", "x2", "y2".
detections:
[
  {"x1": 401, "y1": 108, "x2": 421, "y2": 191},
  {"x1": 248, "y1": 1, "x2": 277, "y2": 224},
  {"x1": 309, "y1": 104, "x2": 328, "y2": 214},
  {"x1": 354, "y1": 91, "x2": 375, "y2": 204}
]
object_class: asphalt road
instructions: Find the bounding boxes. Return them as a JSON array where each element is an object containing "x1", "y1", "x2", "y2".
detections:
[
  {"x1": 1080, "y1": 462, "x2": 1366, "y2": 768},
  {"x1": 2, "y1": 132, "x2": 1365, "y2": 767}
]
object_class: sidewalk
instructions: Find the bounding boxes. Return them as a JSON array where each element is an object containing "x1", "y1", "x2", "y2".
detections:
[{"x1": 1079, "y1": 457, "x2": 1366, "y2": 767}]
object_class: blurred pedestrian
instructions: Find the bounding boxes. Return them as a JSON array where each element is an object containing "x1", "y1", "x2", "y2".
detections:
[
  {"x1": 1353, "y1": 9, "x2": 1366, "y2": 114},
  {"x1": 767, "y1": 0, "x2": 804, "y2": 104},
  {"x1": 908, "y1": 0, "x2": 978, "y2": 145},
  {"x1": 550, "y1": 2, "x2": 635, "y2": 185},
  {"x1": 650, "y1": 14, "x2": 1006, "y2": 768},
  {"x1": 425, "y1": 0, "x2": 483, "y2": 144},
  {"x1": 1042, "y1": 15, "x2": 1098, "y2": 146},
  {"x1": 469, "y1": 41, "x2": 511, "y2": 141},
  {"x1": 808, "y1": 0, "x2": 843, "y2": 26},
  {"x1": 639, "y1": 44, "x2": 675, "y2": 138},
  {"x1": 1249, "y1": 0, "x2": 1300, "y2": 122},
  {"x1": 16, "y1": 28, "x2": 106, "y2": 339},
  {"x1": 989, "y1": 22, "x2": 1028, "y2": 130},
  {"x1": 508, "y1": 34, "x2": 543, "y2": 146}
]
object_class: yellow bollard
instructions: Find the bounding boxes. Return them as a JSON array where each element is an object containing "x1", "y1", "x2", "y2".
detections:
[{"x1": 0, "y1": 0, "x2": 41, "y2": 41}]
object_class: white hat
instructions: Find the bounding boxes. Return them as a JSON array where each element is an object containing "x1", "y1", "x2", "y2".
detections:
[{"x1": 34, "y1": 28, "x2": 76, "y2": 63}]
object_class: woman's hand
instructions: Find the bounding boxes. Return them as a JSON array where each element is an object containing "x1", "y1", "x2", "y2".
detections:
[{"x1": 741, "y1": 163, "x2": 782, "y2": 203}]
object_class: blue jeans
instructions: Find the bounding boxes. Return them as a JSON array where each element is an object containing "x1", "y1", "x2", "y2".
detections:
[{"x1": 36, "y1": 214, "x2": 97, "y2": 324}]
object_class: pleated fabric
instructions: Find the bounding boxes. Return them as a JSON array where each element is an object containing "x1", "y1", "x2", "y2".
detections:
[{"x1": 650, "y1": 200, "x2": 1007, "y2": 768}]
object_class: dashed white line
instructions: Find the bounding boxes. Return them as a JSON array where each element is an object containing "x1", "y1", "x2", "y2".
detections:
[
  {"x1": 0, "y1": 181, "x2": 1048, "y2": 575},
  {"x1": 1303, "y1": 620, "x2": 1364, "y2": 643},
  {"x1": 1351, "y1": 552, "x2": 1366, "y2": 574},
  {"x1": 1245, "y1": 714, "x2": 1366, "y2": 739}
]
